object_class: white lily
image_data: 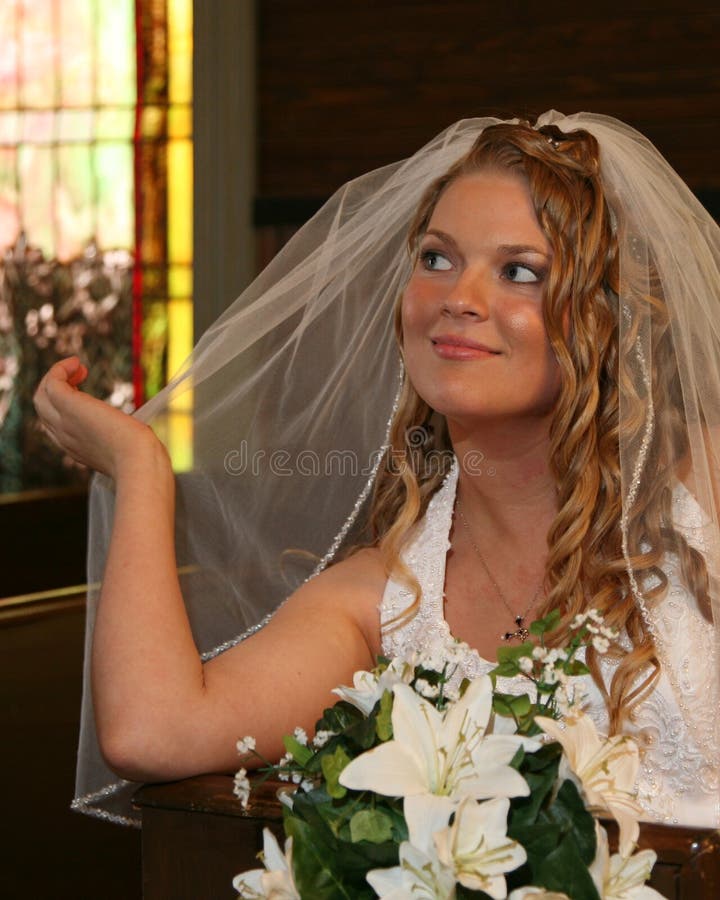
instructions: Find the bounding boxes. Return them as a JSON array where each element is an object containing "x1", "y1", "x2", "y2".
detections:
[
  {"x1": 589, "y1": 823, "x2": 664, "y2": 899},
  {"x1": 535, "y1": 713, "x2": 642, "y2": 856},
  {"x1": 332, "y1": 657, "x2": 414, "y2": 716},
  {"x1": 340, "y1": 677, "x2": 534, "y2": 801},
  {"x1": 366, "y1": 795, "x2": 457, "y2": 899},
  {"x1": 434, "y1": 797, "x2": 527, "y2": 898},
  {"x1": 233, "y1": 828, "x2": 300, "y2": 899}
]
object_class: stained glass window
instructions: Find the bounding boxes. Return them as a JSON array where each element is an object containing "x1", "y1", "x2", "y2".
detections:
[{"x1": 0, "y1": 0, "x2": 193, "y2": 492}]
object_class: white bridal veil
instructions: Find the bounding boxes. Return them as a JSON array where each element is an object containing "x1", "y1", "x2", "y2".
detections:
[{"x1": 73, "y1": 112, "x2": 720, "y2": 824}]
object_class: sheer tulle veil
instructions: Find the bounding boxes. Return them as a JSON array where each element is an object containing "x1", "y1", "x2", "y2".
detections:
[{"x1": 72, "y1": 111, "x2": 720, "y2": 824}]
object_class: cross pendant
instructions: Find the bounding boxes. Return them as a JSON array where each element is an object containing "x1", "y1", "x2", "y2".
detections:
[{"x1": 501, "y1": 616, "x2": 530, "y2": 642}]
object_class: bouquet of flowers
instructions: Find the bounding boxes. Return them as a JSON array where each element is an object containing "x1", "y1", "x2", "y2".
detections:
[{"x1": 232, "y1": 610, "x2": 663, "y2": 899}]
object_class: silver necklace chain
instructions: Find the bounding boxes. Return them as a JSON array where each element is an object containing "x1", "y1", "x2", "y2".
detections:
[{"x1": 456, "y1": 502, "x2": 545, "y2": 642}]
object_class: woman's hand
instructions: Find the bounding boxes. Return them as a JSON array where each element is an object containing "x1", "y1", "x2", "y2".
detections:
[{"x1": 33, "y1": 357, "x2": 164, "y2": 480}]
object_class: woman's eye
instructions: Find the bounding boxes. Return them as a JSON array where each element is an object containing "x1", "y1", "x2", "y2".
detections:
[
  {"x1": 421, "y1": 250, "x2": 452, "y2": 271},
  {"x1": 504, "y1": 263, "x2": 540, "y2": 283}
]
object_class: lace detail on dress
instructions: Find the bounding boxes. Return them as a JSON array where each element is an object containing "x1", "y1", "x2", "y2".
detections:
[{"x1": 379, "y1": 461, "x2": 720, "y2": 828}]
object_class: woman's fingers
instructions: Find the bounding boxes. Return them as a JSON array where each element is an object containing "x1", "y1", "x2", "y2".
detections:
[{"x1": 32, "y1": 358, "x2": 131, "y2": 476}]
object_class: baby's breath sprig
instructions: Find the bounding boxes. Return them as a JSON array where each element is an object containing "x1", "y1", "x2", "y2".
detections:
[{"x1": 490, "y1": 607, "x2": 619, "y2": 733}]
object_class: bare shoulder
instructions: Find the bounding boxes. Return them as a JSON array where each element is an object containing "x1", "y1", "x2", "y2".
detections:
[
  {"x1": 196, "y1": 546, "x2": 389, "y2": 769},
  {"x1": 275, "y1": 546, "x2": 387, "y2": 657}
]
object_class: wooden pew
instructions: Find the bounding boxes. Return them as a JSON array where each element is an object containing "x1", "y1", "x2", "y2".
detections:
[{"x1": 134, "y1": 775, "x2": 720, "y2": 899}]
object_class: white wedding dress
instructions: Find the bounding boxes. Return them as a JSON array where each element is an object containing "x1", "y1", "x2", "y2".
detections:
[{"x1": 380, "y1": 462, "x2": 720, "y2": 828}]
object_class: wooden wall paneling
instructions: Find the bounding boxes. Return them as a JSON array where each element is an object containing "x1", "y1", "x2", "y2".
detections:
[
  {"x1": 257, "y1": 1, "x2": 720, "y2": 197},
  {"x1": 0, "y1": 488, "x2": 88, "y2": 598},
  {"x1": 0, "y1": 602, "x2": 141, "y2": 899}
]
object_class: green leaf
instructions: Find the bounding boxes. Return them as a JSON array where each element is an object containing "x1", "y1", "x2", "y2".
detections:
[
  {"x1": 375, "y1": 689, "x2": 393, "y2": 741},
  {"x1": 282, "y1": 733, "x2": 313, "y2": 766},
  {"x1": 346, "y1": 712, "x2": 380, "y2": 750},
  {"x1": 529, "y1": 608, "x2": 561, "y2": 635},
  {"x1": 284, "y1": 814, "x2": 356, "y2": 899},
  {"x1": 490, "y1": 660, "x2": 521, "y2": 678},
  {"x1": 315, "y1": 700, "x2": 365, "y2": 735},
  {"x1": 565, "y1": 660, "x2": 591, "y2": 676},
  {"x1": 546, "y1": 779, "x2": 597, "y2": 865},
  {"x1": 533, "y1": 833, "x2": 601, "y2": 900},
  {"x1": 320, "y1": 745, "x2": 351, "y2": 799},
  {"x1": 349, "y1": 808, "x2": 394, "y2": 844},
  {"x1": 493, "y1": 691, "x2": 533, "y2": 719},
  {"x1": 496, "y1": 641, "x2": 534, "y2": 663},
  {"x1": 508, "y1": 744, "x2": 561, "y2": 829},
  {"x1": 288, "y1": 792, "x2": 394, "y2": 893}
]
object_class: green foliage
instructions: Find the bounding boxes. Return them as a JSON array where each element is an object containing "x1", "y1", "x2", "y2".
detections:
[
  {"x1": 506, "y1": 744, "x2": 600, "y2": 900},
  {"x1": 349, "y1": 809, "x2": 394, "y2": 844},
  {"x1": 283, "y1": 734, "x2": 313, "y2": 766},
  {"x1": 321, "y1": 746, "x2": 351, "y2": 799},
  {"x1": 529, "y1": 608, "x2": 562, "y2": 636},
  {"x1": 375, "y1": 690, "x2": 393, "y2": 741}
]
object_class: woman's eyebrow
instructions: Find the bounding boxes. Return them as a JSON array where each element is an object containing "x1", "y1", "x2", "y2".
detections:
[
  {"x1": 423, "y1": 228, "x2": 460, "y2": 252},
  {"x1": 498, "y1": 243, "x2": 551, "y2": 259},
  {"x1": 422, "y1": 231, "x2": 551, "y2": 261}
]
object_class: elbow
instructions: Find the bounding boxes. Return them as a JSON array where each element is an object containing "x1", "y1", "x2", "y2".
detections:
[{"x1": 97, "y1": 714, "x2": 182, "y2": 783}]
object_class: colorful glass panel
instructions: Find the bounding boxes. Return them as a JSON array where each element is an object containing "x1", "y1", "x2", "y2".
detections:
[{"x1": 0, "y1": 0, "x2": 193, "y2": 492}]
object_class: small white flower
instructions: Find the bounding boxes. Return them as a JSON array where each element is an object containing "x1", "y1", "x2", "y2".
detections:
[
  {"x1": 277, "y1": 789, "x2": 294, "y2": 810},
  {"x1": 292, "y1": 727, "x2": 308, "y2": 746},
  {"x1": 233, "y1": 768, "x2": 251, "y2": 809},
  {"x1": 554, "y1": 679, "x2": 588, "y2": 721},
  {"x1": 519, "y1": 657, "x2": 534, "y2": 675},
  {"x1": 532, "y1": 646, "x2": 547, "y2": 660},
  {"x1": 592, "y1": 635, "x2": 611, "y2": 654},
  {"x1": 237, "y1": 736, "x2": 257, "y2": 755},
  {"x1": 332, "y1": 657, "x2": 414, "y2": 716},
  {"x1": 233, "y1": 828, "x2": 300, "y2": 899},
  {"x1": 277, "y1": 752, "x2": 293, "y2": 782},
  {"x1": 444, "y1": 638, "x2": 473, "y2": 666},
  {"x1": 312, "y1": 729, "x2": 336, "y2": 748},
  {"x1": 540, "y1": 664, "x2": 559, "y2": 685},
  {"x1": 415, "y1": 677, "x2": 440, "y2": 699}
]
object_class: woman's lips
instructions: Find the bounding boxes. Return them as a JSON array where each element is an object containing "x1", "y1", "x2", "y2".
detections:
[{"x1": 430, "y1": 335, "x2": 500, "y2": 360}]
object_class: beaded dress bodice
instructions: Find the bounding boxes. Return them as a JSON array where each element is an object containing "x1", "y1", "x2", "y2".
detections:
[{"x1": 380, "y1": 462, "x2": 720, "y2": 828}]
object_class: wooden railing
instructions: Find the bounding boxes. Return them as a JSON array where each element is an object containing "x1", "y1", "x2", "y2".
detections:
[{"x1": 134, "y1": 775, "x2": 720, "y2": 900}]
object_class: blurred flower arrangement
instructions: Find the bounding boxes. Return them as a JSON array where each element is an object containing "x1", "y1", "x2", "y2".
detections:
[
  {"x1": 0, "y1": 235, "x2": 134, "y2": 492},
  {"x1": 232, "y1": 610, "x2": 664, "y2": 900}
]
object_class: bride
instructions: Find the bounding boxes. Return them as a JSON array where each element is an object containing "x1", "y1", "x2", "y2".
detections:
[{"x1": 34, "y1": 112, "x2": 719, "y2": 829}]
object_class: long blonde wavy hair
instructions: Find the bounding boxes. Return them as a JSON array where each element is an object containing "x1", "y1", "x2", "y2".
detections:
[{"x1": 366, "y1": 121, "x2": 711, "y2": 734}]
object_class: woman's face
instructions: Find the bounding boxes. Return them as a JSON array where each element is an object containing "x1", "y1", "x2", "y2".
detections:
[{"x1": 401, "y1": 169, "x2": 561, "y2": 429}]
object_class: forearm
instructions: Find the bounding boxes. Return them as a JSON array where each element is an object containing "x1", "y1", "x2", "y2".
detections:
[{"x1": 91, "y1": 436, "x2": 206, "y2": 779}]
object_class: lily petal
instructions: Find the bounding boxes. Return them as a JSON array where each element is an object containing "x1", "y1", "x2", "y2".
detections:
[{"x1": 339, "y1": 740, "x2": 430, "y2": 795}]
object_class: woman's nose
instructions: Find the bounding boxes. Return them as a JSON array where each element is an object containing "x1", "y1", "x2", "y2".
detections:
[{"x1": 442, "y1": 269, "x2": 490, "y2": 319}]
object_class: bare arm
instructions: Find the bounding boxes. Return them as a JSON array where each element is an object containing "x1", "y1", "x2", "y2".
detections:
[{"x1": 35, "y1": 359, "x2": 384, "y2": 782}]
